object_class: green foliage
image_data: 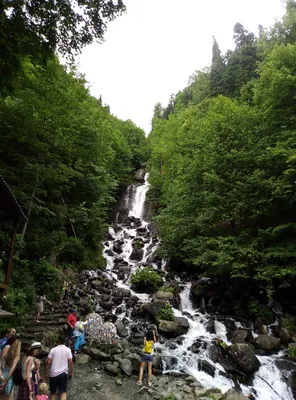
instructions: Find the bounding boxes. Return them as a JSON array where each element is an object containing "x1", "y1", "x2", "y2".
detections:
[
  {"x1": 0, "y1": 55, "x2": 147, "y2": 322},
  {"x1": 0, "y1": 0, "x2": 126, "y2": 92},
  {"x1": 289, "y1": 344, "x2": 296, "y2": 358},
  {"x1": 155, "y1": 304, "x2": 174, "y2": 322},
  {"x1": 282, "y1": 316, "x2": 296, "y2": 335},
  {"x1": 130, "y1": 267, "x2": 163, "y2": 292},
  {"x1": 148, "y1": 5, "x2": 296, "y2": 295}
]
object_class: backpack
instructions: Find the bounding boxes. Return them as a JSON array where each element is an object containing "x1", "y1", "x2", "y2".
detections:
[
  {"x1": 12, "y1": 362, "x2": 24, "y2": 386},
  {"x1": 143, "y1": 340, "x2": 153, "y2": 354}
]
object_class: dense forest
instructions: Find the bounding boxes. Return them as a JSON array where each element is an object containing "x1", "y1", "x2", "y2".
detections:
[
  {"x1": 0, "y1": 0, "x2": 148, "y2": 323},
  {"x1": 2, "y1": 0, "x2": 296, "y2": 324},
  {"x1": 148, "y1": 1, "x2": 296, "y2": 301}
]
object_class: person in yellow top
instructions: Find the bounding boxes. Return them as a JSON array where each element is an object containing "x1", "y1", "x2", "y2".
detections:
[{"x1": 137, "y1": 330, "x2": 157, "y2": 387}]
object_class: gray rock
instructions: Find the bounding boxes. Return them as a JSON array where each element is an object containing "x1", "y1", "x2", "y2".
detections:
[
  {"x1": 228, "y1": 343, "x2": 260, "y2": 375},
  {"x1": 158, "y1": 320, "x2": 183, "y2": 337},
  {"x1": 253, "y1": 335, "x2": 281, "y2": 352},
  {"x1": 105, "y1": 362, "x2": 119, "y2": 375},
  {"x1": 146, "y1": 300, "x2": 167, "y2": 317},
  {"x1": 175, "y1": 316, "x2": 190, "y2": 330},
  {"x1": 223, "y1": 388, "x2": 250, "y2": 399},
  {"x1": 279, "y1": 327, "x2": 292, "y2": 345},
  {"x1": 115, "y1": 378, "x2": 122, "y2": 386},
  {"x1": 126, "y1": 353, "x2": 141, "y2": 373},
  {"x1": 85, "y1": 348, "x2": 111, "y2": 361},
  {"x1": 154, "y1": 291, "x2": 174, "y2": 301},
  {"x1": 174, "y1": 394, "x2": 182, "y2": 400},
  {"x1": 138, "y1": 386, "x2": 149, "y2": 394},
  {"x1": 232, "y1": 329, "x2": 250, "y2": 344},
  {"x1": 119, "y1": 358, "x2": 133, "y2": 376},
  {"x1": 208, "y1": 343, "x2": 219, "y2": 363},
  {"x1": 115, "y1": 321, "x2": 128, "y2": 337},
  {"x1": 75, "y1": 354, "x2": 91, "y2": 365}
]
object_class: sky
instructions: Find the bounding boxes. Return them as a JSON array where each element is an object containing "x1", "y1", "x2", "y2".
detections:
[{"x1": 78, "y1": 0, "x2": 285, "y2": 133}]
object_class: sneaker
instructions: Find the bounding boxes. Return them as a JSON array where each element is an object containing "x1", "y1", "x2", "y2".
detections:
[
  {"x1": 137, "y1": 381, "x2": 142, "y2": 385},
  {"x1": 148, "y1": 382, "x2": 152, "y2": 387}
]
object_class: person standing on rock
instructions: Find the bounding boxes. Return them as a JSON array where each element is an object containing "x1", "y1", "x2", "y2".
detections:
[
  {"x1": 66, "y1": 310, "x2": 77, "y2": 347},
  {"x1": 45, "y1": 334, "x2": 73, "y2": 400},
  {"x1": 35, "y1": 294, "x2": 51, "y2": 323},
  {"x1": 137, "y1": 330, "x2": 157, "y2": 387}
]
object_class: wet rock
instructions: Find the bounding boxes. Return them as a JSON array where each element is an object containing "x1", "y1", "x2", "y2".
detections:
[
  {"x1": 232, "y1": 329, "x2": 253, "y2": 344},
  {"x1": 190, "y1": 281, "x2": 210, "y2": 304},
  {"x1": 130, "y1": 247, "x2": 144, "y2": 261},
  {"x1": 116, "y1": 321, "x2": 128, "y2": 337},
  {"x1": 228, "y1": 343, "x2": 260, "y2": 375},
  {"x1": 275, "y1": 359, "x2": 296, "y2": 398},
  {"x1": 279, "y1": 327, "x2": 292, "y2": 345},
  {"x1": 157, "y1": 320, "x2": 183, "y2": 338},
  {"x1": 100, "y1": 301, "x2": 115, "y2": 311},
  {"x1": 253, "y1": 334, "x2": 281, "y2": 352},
  {"x1": 174, "y1": 317, "x2": 189, "y2": 331},
  {"x1": 198, "y1": 360, "x2": 216, "y2": 377},
  {"x1": 135, "y1": 169, "x2": 146, "y2": 182},
  {"x1": 113, "y1": 240, "x2": 124, "y2": 254},
  {"x1": 208, "y1": 343, "x2": 219, "y2": 363},
  {"x1": 145, "y1": 300, "x2": 167, "y2": 317},
  {"x1": 188, "y1": 339, "x2": 203, "y2": 354}
]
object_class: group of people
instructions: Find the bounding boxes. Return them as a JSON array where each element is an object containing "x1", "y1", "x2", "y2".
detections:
[{"x1": 0, "y1": 329, "x2": 73, "y2": 400}]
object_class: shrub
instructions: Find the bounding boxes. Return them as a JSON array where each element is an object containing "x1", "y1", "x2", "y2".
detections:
[
  {"x1": 282, "y1": 316, "x2": 296, "y2": 335},
  {"x1": 289, "y1": 344, "x2": 296, "y2": 358},
  {"x1": 155, "y1": 304, "x2": 174, "y2": 321},
  {"x1": 130, "y1": 267, "x2": 163, "y2": 292}
]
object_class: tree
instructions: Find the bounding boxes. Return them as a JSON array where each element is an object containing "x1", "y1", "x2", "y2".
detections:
[
  {"x1": 210, "y1": 38, "x2": 225, "y2": 96},
  {"x1": 0, "y1": 0, "x2": 126, "y2": 91}
]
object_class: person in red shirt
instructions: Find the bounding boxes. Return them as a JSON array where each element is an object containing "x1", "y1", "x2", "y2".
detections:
[{"x1": 67, "y1": 310, "x2": 77, "y2": 347}]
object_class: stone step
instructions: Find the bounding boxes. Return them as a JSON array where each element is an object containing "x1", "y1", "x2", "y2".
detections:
[
  {"x1": 24, "y1": 320, "x2": 66, "y2": 328},
  {"x1": 27, "y1": 314, "x2": 67, "y2": 322},
  {"x1": 24, "y1": 323, "x2": 67, "y2": 333}
]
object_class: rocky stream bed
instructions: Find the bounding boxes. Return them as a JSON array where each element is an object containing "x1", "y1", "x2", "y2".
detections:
[{"x1": 22, "y1": 171, "x2": 296, "y2": 400}]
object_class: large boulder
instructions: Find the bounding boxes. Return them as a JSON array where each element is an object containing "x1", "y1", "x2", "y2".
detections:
[
  {"x1": 253, "y1": 335, "x2": 281, "y2": 352},
  {"x1": 228, "y1": 343, "x2": 260, "y2": 375},
  {"x1": 118, "y1": 358, "x2": 133, "y2": 376},
  {"x1": 145, "y1": 300, "x2": 167, "y2": 318},
  {"x1": 157, "y1": 320, "x2": 183, "y2": 338},
  {"x1": 232, "y1": 329, "x2": 253, "y2": 344},
  {"x1": 84, "y1": 348, "x2": 111, "y2": 361},
  {"x1": 190, "y1": 281, "x2": 210, "y2": 303},
  {"x1": 130, "y1": 247, "x2": 144, "y2": 261},
  {"x1": 134, "y1": 169, "x2": 146, "y2": 182},
  {"x1": 154, "y1": 291, "x2": 174, "y2": 301}
]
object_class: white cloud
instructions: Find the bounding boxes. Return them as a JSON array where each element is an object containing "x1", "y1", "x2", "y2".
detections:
[{"x1": 78, "y1": 0, "x2": 285, "y2": 133}]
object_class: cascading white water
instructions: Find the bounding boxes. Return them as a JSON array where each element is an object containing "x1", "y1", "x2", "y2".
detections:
[{"x1": 101, "y1": 174, "x2": 294, "y2": 400}]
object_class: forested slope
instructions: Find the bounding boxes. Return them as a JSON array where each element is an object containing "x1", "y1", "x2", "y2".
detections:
[
  {"x1": 0, "y1": 1, "x2": 150, "y2": 323},
  {"x1": 148, "y1": 1, "x2": 296, "y2": 301}
]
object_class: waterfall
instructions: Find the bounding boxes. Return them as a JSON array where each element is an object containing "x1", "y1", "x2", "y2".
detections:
[{"x1": 101, "y1": 174, "x2": 294, "y2": 400}]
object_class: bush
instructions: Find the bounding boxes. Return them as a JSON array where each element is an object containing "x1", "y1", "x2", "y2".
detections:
[
  {"x1": 282, "y1": 316, "x2": 296, "y2": 335},
  {"x1": 155, "y1": 304, "x2": 174, "y2": 321},
  {"x1": 130, "y1": 267, "x2": 163, "y2": 293},
  {"x1": 159, "y1": 285, "x2": 175, "y2": 294}
]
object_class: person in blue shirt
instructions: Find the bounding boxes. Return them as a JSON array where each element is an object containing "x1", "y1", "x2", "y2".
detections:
[{"x1": 0, "y1": 329, "x2": 16, "y2": 354}]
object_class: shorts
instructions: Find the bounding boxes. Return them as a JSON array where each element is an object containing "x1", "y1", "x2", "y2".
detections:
[
  {"x1": 141, "y1": 353, "x2": 153, "y2": 362},
  {"x1": 49, "y1": 372, "x2": 68, "y2": 394}
]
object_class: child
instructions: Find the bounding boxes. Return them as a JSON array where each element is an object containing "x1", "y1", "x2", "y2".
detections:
[
  {"x1": 32, "y1": 358, "x2": 42, "y2": 396},
  {"x1": 137, "y1": 329, "x2": 157, "y2": 387},
  {"x1": 73, "y1": 319, "x2": 88, "y2": 353},
  {"x1": 36, "y1": 382, "x2": 48, "y2": 400}
]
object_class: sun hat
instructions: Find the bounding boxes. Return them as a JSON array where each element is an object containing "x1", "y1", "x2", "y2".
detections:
[
  {"x1": 30, "y1": 341, "x2": 42, "y2": 350},
  {"x1": 39, "y1": 382, "x2": 48, "y2": 394}
]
